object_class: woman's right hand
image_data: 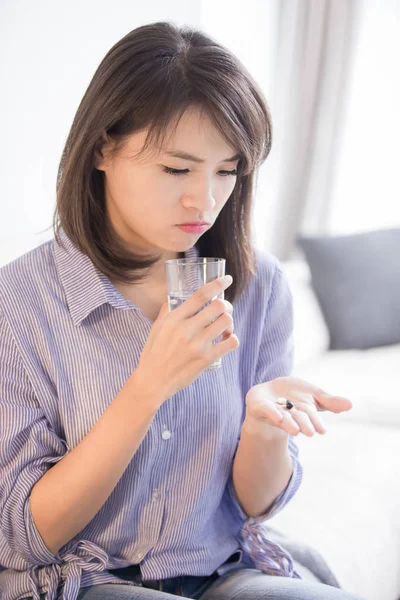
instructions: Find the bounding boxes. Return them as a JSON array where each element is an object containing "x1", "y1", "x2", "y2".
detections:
[{"x1": 133, "y1": 275, "x2": 239, "y2": 403}]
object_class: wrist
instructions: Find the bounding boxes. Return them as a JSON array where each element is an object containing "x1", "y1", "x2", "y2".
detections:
[{"x1": 128, "y1": 367, "x2": 168, "y2": 412}]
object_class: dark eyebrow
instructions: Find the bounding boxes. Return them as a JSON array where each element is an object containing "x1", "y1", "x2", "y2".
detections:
[{"x1": 164, "y1": 150, "x2": 241, "y2": 164}]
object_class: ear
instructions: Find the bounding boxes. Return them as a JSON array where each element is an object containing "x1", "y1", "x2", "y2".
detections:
[{"x1": 94, "y1": 130, "x2": 114, "y2": 171}]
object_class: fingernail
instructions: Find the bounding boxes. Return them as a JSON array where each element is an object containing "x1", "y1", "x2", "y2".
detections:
[{"x1": 224, "y1": 275, "x2": 233, "y2": 284}]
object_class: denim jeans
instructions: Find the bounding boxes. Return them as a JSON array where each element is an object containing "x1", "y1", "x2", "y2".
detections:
[
  {"x1": 74, "y1": 561, "x2": 366, "y2": 600},
  {"x1": 20, "y1": 560, "x2": 366, "y2": 600},
  {"x1": 75, "y1": 569, "x2": 366, "y2": 600}
]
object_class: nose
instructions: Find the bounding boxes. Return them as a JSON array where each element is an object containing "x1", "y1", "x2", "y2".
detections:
[{"x1": 181, "y1": 181, "x2": 216, "y2": 213}]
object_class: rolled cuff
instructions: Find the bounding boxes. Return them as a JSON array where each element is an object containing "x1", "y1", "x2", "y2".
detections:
[
  {"x1": 226, "y1": 437, "x2": 303, "y2": 579},
  {"x1": 25, "y1": 494, "x2": 63, "y2": 565},
  {"x1": 227, "y1": 436, "x2": 302, "y2": 523}
]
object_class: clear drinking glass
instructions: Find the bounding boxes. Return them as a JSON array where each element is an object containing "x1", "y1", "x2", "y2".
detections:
[{"x1": 164, "y1": 257, "x2": 226, "y2": 370}]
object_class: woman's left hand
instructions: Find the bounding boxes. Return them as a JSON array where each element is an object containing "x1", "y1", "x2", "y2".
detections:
[{"x1": 245, "y1": 376, "x2": 353, "y2": 437}]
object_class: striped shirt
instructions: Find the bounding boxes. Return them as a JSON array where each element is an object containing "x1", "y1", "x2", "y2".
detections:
[{"x1": 0, "y1": 228, "x2": 302, "y2": 600}]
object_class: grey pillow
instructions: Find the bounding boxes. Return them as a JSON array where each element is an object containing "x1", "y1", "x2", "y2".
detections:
[{"x1": 297, "y1": 229, "x2": 400, "y2": 350}]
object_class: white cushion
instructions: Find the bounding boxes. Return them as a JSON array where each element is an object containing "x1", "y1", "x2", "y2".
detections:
[
  {"x1": 293, "y1": 343, "x2": 400, "y2": 428},
  {"x1": 271, "y1": 422, "x2": 400, "y2": 600},
  {"x1": 279, "y1": 258, "x2": 400, "y2": 600}
]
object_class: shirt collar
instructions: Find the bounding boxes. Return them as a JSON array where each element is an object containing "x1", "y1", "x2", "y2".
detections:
[{"x1": 54, "y1": 228, "x2": 199, "y2": 327}]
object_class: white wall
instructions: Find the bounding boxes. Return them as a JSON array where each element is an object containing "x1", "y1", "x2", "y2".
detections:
[
  {"x1": 200, "y1": 0, "x2": 280, "y2": 251},
  {"x1": 1, "y1": 0, "x2": 286, "y2": 267},
  {"x1": 328, "y1": 0, "x2": 400, "y2": 234},
  {"x1": 0, "y1": 0, "x2": 202, "y2": 266},
  {"x1": 3, "y1": 1, "x2": 400, "y2": 267}
]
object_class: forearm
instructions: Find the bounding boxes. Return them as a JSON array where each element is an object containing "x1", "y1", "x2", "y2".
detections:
[
  {"x1": 30, "y1": 370, "x2": 165, "y2": 556},
  {"x1": 232, "y1": 417, "x2": 293, "y2": 518}
]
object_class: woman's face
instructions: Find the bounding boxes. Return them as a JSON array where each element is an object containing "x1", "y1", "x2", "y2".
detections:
[{"x1": 96, "y1": 106, "x2": 240, "y2": 268}]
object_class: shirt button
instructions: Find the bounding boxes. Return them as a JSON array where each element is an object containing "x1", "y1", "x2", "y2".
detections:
[
  {"x1": 161, "y1": 429, "x2": 171, "y2": 440},
  {"x1": 137, "y1": 552, "x2": 143, "y2": 560},
  {"x1": 152, "y1": 489, "x2": 160, "y2": 501}
]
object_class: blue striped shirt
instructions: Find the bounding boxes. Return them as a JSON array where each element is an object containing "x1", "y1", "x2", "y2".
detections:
[{"x1": 0, "y1": 229, "x2": 302, "y2": 600}]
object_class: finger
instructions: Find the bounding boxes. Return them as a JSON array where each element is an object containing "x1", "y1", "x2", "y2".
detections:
[
  {"x1": 158, "y1": 301, "x2": 170, "y2": 320},
  {"x1": 193, "y1": 297, "x2": 233, "y2": 333},
  {"x1": 223, "y1": 300, "x2": 233, "y2": 317},
  {"x1": 296, "y1": 403, "x2": 327, "y2": 434},
  {"x1": 275, "y1": 397, "x2": 315, "y2": 435},
  {"x1": 248, "y1": 399, "x2": 285, "y2": 425},
  {"x1": 220, "y1": 319, "x2": 234, "y2": 342},
  {"x1": 279, "y1": 410, "x2": 301, "y2": 436},
  {"x1": 255, "y1": 407, "x2": 300, "y2": 435},
  {"x1": 296, "y1": 402, "x2": 327, "y2": 433},
  {"x1": 313, "y1": 390, "x2": 353, "y2": 413},
  {"x1": 282, "y1": 389, "x2": 352, "y2": 415},
  {"x1": 280, "y1": 391, "x2": 319, "y2": 407},
  {"x1": 247, "y1": 391, "x2": 299, "y2": 434},
  {"x1": 271, "y1": 377, "x2": 352, "y2": 413},
  {"x1": 177, "y1": 276, "x2": 233, "y2": 320},
  {"x1": 218, "y1": 299, "x2": 234, "y2": 341},
  {"x1": 221, "y1": 329, "x2": 233, "y2": 342},
  {"x1": 289, "y1": 406, "x2": 316, "y2": 436},
  {"x1": 279, "y1": 378, "x2": 353, "y2": 414},
  {"x1": 278, "y1": 391, "x2": 327, "y2": 419},
  {"x1": 203, "y1": 311, "x2": 234, "y2": 342}
]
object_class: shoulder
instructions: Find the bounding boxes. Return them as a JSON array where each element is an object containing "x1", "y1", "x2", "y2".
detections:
[
  {"x1": 238, "y1": 248, "x2": 292, "y2": 322},
  {"x1": 235, "y1": 248, "x2": 288, "y2": 316},
  {"x1": 252, "y1": 248, "x2": 289, "y2": 297},
  {"x1": 254, "y1": 247, "x2": 280, "y2": 280},
  {"x1": 0, "y1": 240, "x2": 56, "y2": 311}
]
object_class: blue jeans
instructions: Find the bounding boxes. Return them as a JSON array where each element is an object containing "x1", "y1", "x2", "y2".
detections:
[
  {"x1": 75, "y1": 565, "x2": 366, "y2": 600},
  {"x1": 21, "y1": 559, "x2": 366, "y2": 600}
]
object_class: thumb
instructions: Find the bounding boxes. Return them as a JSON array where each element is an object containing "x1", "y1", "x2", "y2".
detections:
[{"x1": 157, "y1": 301, "x2": 170, "y2": 321}]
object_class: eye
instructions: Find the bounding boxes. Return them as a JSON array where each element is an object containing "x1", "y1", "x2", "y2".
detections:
[
  {"x1": 163, "y1": 167, "x2": 189, "y2": 176},
  {"x1": 219, "y1": 169, "x2": 238, "y2": 177},
  {"x1": 163, "y1": 167, "x2": 238, "y2": 177}
]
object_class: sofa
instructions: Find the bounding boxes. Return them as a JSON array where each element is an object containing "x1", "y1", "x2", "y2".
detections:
[{"x1": 271, "y1": 257, "x2": 400, "y2": 600}]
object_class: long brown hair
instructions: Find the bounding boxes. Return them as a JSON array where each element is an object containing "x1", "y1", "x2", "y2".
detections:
[{"x1": 54, "y1": 21, "x2": 273, "y2": 304}]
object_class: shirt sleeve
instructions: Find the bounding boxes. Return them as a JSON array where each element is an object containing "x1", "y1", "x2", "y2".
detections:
[
  {"x1": 0, "y1": 309, "x2": 68, "y2": 568},
  {"x1": 226, "y1": 437, "x2": 302, "y2": 524},
  {"x1": 253, "y1": 259, "x2": 295, "y2": 386},
  {"x1": 229, "y1": 258, "x2": 302, "y2": 520},
  {"x1": 225, "y1": 259, "x2": 303, "y2": 577}
]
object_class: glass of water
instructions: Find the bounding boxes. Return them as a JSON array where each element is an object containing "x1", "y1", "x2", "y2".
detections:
[{"x1": 164, "y1": 257, "x2": 226, "y2": 370}]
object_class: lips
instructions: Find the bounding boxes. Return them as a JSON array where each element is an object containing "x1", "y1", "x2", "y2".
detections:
[{"x1": 177, "y1": 224, "x2": 209, "y2": 233}]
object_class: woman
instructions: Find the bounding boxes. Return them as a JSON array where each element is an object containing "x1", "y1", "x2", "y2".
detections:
[{"x1": 0, "y1": 21, "x2": 364, "y2": 600}]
